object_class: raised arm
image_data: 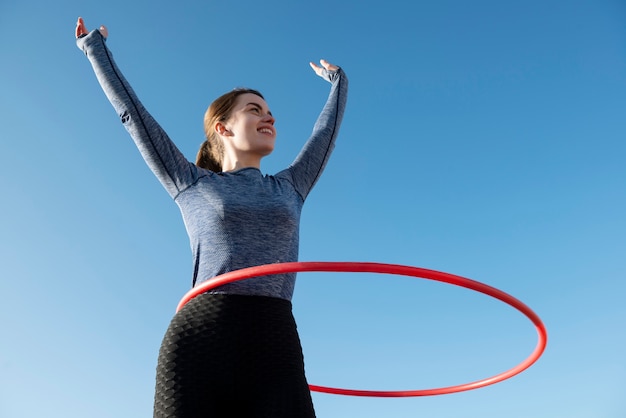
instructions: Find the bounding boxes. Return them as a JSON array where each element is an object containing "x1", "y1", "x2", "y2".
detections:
[
  {"x1": 284, "y1": 59, "x2": 348, "y2": 200},
  {"x1": 75, "y1": 18, "x2": 199, "y2": 199}
]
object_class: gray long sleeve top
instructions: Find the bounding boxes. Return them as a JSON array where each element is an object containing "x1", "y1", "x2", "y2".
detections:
[{"x1": 77, "y1": 30, "x2": 348, "y2": 300}]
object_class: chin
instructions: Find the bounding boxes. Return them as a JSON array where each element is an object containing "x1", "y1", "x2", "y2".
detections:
[{"x1": 259, "y1": 143, "x2": 276, "y2": 156}]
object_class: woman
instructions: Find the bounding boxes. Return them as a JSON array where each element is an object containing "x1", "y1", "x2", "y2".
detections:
[{"x1": 75, "y1": 17, "x2": 348, "y2": 418}]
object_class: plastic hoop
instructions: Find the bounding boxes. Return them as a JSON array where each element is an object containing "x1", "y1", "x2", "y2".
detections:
[{"x1": 176, "y1": 262, "x2": 547, "y2": 397}]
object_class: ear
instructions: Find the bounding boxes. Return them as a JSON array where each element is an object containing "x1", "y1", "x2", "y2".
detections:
[{"x1": 215, "y1": 122, "x2": 232, "y2": 137}]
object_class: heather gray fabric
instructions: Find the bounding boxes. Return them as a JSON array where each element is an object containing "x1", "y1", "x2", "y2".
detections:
[{"x1": 77, "y1": 30, "x2": 348, "y2": 300}]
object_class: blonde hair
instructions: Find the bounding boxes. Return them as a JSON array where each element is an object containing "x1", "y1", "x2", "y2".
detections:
[{"x1": 196, "y1": 88, "x2": 264, "y2": 172}]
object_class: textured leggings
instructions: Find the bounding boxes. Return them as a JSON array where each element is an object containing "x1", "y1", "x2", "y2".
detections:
[{"x1": 153, "y1": 293, "x2": 316, "y2": 417}]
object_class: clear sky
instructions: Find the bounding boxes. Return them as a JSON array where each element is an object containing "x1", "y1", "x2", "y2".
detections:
[{"x1": 1, "y1": 0, "x2": 625, "y2": 417}]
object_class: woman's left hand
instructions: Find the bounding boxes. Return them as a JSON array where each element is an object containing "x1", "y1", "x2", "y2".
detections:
[
  {"x1": 75, "y1": 17, "x2": 108, "y2": 39},
  {"x1": 309, "y1": 59, "x2": 339, "y2": 76}
]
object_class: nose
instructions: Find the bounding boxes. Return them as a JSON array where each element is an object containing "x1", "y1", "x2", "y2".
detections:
[{"x1": 263, "y1": 113, "x2": 275, "y2": 125}]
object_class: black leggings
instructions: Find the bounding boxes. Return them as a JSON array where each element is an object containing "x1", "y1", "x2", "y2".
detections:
[{"x1": 153, "y1": 293, "x2": 316, "y2": 417}]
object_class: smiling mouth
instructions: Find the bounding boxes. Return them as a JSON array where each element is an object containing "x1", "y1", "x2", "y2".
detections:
[{"x1": 258, "y1": 128, "x2": 274, "y2": 135}]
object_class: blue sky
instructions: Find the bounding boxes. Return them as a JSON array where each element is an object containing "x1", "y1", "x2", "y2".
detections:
[{"x1": 1, "y1": 0, "x2": 624, "y2": 417}]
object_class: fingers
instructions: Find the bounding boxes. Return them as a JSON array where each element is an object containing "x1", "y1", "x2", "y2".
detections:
[
  {"x1": 75, "y1": 17, "x2": 108, "y2": 39},
  {"x1": 309, "y1": 61, "x2": 322, "y2": 76},
  {"x1": 309, "y1": 59, "x2": 340, "y2": 76},
  {"x1": 75, "y1": 17, "x2": 87, "y2": 38},
  {"x1": 319, "y1": 59, "x2": 339, "y2": 72}
]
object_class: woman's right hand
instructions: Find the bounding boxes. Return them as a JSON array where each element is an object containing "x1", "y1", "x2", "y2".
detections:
[
  {"x1": 75, "y1": 17, "x2": 108, "y2": 39},
  {"x1": 309, "y1": 59, "x2": 339, "y2": 77}
]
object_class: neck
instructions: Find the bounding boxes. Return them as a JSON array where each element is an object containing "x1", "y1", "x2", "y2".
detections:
[{"x1": 221, "y1": 154, "x2": 262, "y2": 172}]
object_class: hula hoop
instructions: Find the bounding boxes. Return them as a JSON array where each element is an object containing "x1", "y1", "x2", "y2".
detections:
[{"x1": 176, "y1": 262, "x2": 547, "y2": 397}]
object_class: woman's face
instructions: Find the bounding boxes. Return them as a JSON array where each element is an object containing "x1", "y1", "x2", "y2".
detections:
[{"x1": 221, "y1": 93, "x2": 277, "y2": 158}]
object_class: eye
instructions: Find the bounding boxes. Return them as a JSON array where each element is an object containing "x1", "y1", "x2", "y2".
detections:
[{"x1": 249, "y1": 107, "x2": 261, "y2": 113}]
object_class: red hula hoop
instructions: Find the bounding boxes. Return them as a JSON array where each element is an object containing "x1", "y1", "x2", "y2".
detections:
[{"x1": 176, "y1": 262, "x2": 547, "y2": 397}]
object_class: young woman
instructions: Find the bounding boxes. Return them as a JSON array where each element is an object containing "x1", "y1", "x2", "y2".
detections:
[{"x1": 75, "y1": 17, "x2": 348, "y2": 418}]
